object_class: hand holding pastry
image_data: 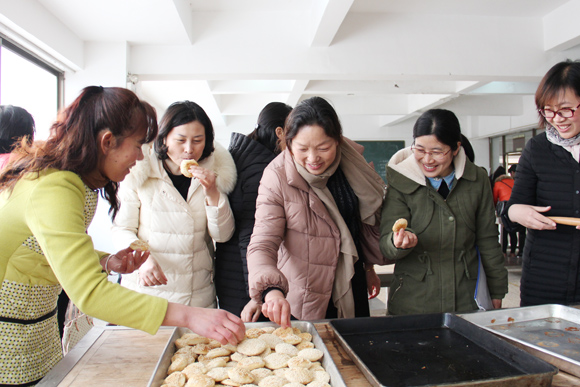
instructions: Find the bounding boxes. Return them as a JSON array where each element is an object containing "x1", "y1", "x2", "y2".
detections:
[
  {"x1": 181, "y1": 159, "x2": 220, "y2": 206},
  {"x1": 130, "y1": 239, "x2": 150, "y2": 251},
  {"x1": 392, "y1": 218, "x2": 418, "y2": 249},
  {"x1": 180, "y1": 159, "x2": 199, "y2": 178}
]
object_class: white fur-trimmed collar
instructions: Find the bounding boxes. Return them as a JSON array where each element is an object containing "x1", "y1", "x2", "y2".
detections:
[
  {"x1": 127, "y1": 142, "x2": 237, "y2": 194},
  {"x1": 388, "y1": 146, "x2": 467, "y2": 186}
]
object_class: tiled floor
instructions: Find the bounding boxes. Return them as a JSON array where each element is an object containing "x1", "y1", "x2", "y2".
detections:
[{"x1": 369, "y1": 263, "x2": 522, "y2": 316}]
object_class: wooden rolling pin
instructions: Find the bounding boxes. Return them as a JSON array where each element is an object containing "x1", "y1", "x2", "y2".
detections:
[{"x1": 548, "y1": 216, "x2": 580, "y2": 226}]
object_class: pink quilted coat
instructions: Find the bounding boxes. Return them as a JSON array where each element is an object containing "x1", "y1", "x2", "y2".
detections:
[{"x1": 247, "y1": 143, "x2": 388, "y2": 320}]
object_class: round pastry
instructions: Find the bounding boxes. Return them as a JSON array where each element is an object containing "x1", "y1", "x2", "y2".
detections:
[
  {"x1": 392, "y1": 218, "x2": 408, "y2": 233},
  {"x1": 130, "y1": 239, "x2": 150, "y2": 251},
  {"x1": 237, "y1": 356, "x2": 266, "y2": 370},
  {"x1": 167, "y1": 355, "x2": 188, "y2": 374},
  {"x1": 287, "y1": 356, "x2": 311, "y2": 369},
  {"x1": 231, "y1": 352, "x2": 248, "y2": 362},
  {"x1": 206, "y1": 347, "x2": 232, "y2": 359},
  {"x1": 274, "y1": 342, "x2": 298, "y2": 357},
  {"x1": 228, "y1": 367, "x2": 255, "y2": 384},
  {"x1": 206, "y1": 367, "x2": 229, "y2": 382},
  {"x1": 257, "y1": 375, "x2": 287, "y2": 387},
  {"x1": 280, "y1": 333, "x2": 302, "y2": 345},
  {"x1": 273, "y1": 327, "x2": 294, "y2": 337},
  {"x1": 258, "y1": 346, "x2": 271, "y2": 358},
  {"x1": 263, "y1": 353, "x2": 291, "y2": 370},
  {"x1": 296, "y1": 341, "x2": 314, "y2": 350},
  {"x1": 185, "y1": 374, "x2": 215, "y2": 387},
  {"x1": 164, "y1": 371, "x2": 187, "y2": 387},
  {"x1": 251, "y1": 368, "x2": 273, "y2": 383},
  {"x1": 237, "y1": 338, "x2": 268, "y2": 356},
  {"x1": 313, "y1": 370, "x2": 331, "y2": 384},
  {"x1": 297, "y1": 348, "x2": 323, "y2": 362},
  {"x1": 259, "y1": 334, "x2": 283, "y2": 350},
  {"x1": 182, "y1": 362, "x2": 208, "y2": 378},
  {"x1": 192, "y1": 343, "x2": 213, "y2": 355},
  {"x1": 180, "y1": 159, "x2": 199, "y2": 177},
  {"x1": 246, "y1": 328, "x2": 266, "y2": 339},
  {"x1": 205, "y1": 357, "x2": 228, "y2": 370},
  {"x1": 285, "y1": 368, "x2": 314, "y2": 384}
]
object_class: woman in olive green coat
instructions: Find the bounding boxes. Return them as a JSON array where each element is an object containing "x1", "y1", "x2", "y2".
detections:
[{"x1": 379, "y1": 109, "x2": 507, "y2": 315}]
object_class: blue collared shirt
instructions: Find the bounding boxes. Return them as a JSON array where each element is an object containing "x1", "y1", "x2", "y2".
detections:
[{"x1": 427, "y1": 171, "x2": 455, "y2": 191}]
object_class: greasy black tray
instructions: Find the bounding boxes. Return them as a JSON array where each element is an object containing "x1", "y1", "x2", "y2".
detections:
[{"x1": 330, "y1": 313, "x2": 557, "y2": 387}]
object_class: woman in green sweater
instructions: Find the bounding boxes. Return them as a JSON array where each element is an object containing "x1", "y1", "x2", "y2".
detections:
[{"x1": 0, "y1": 86, "x2": 244, "y2": 385}]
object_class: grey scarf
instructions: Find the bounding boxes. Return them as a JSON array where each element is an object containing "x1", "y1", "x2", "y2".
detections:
[{"x1": 546, "y1": 125, "x2": 580, "y2": 147}]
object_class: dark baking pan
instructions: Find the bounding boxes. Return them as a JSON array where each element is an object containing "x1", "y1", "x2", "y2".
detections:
[{"x1": 330, "y1": 313, "x2": 557, "y2": 387}]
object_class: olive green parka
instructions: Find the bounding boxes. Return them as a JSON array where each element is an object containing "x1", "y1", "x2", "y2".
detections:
[{"x1": 380, "y1": 147, "x2": 507, "y2": 315}]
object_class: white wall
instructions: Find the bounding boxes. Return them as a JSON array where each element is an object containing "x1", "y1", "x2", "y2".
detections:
[{"x1": 65, "y1": 42, "x2": 130, "y2": 253}]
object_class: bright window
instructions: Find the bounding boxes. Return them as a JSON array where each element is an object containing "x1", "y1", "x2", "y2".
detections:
[{"x1": 0, "y1": 40, "x2": 61, "y2": 140}]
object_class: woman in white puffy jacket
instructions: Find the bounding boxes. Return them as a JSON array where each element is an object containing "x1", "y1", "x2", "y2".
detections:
[{"x1": 112, "y1": 101, "x2": 236, "y2": 307}]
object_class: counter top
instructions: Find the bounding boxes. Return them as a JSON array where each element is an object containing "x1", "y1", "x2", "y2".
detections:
[{"x1": 39, "y1": 323, "x2": 580, "y2": 387}]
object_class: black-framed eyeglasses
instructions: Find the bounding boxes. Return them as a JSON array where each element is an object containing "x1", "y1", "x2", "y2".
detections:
[
  {"x1": 411, "y1": 145, "x2": 451, "y2": 161},
  {"x1": 538, "y1": 103, "x2": 580, "y2": 119}
]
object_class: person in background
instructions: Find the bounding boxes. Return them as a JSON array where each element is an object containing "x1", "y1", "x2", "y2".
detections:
[
  {"x1": 247, "y1": 96, "x2": 387, "y2": 328},
  {"x1": 379, "y1": 108, "x2": 508, "y2": 315},
  {"x1": 505, "y1": 60, "x2": 580, "y2": 306},
  {"x1": 112, "y1": 101, "x2": 236, "y2": 308},
  {"x1": 0, "y1": 105, "x2": 35, "y2": 169},
  {"x1": 0, "y1": 87, "x2": 244, "y2": 385},
  {"x1": 507, "y1": 163, "x2": 526, "y2": 258},
  {"x1": 215, "y1": 102, "x2": 292, "y2": 321},
  {"x1": 492, "y1": 166, "x2": 517, "y2": 258}
]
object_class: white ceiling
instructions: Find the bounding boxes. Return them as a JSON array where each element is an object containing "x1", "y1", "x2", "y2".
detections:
[{"x1": 3, "y1": 0, "x2": 580, "y2": 143}]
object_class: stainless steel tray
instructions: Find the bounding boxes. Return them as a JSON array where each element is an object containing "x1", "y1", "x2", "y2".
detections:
[
  {"x1": 331, "y1": 314, "x2": 557, "y2": 387},
  {"x1": 147, "y1": 321, "x2": 347, "y2": 387},
  {"x1": 459, "y1": 304, "x2": 580, "y2": 377}
]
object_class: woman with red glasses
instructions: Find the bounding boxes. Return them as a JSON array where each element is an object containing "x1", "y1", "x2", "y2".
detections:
[
  {"x1": 503, "y1": 60, "x2": 580, "y2": 306},
  {"x1": 379, "y1": 108, "x2": 507, "y2": 315}
]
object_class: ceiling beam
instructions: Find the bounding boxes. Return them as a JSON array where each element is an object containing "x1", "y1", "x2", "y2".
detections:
[
  {"x1": 543, "y1": 0, "x2": 580, "y2": 51},
  {"x1": 310, "y1": 0, "x2": 354, "y2": 47},
  {"x1": 170, "y1": 0, "x2": 195, "y2": 45},
  {"x1": 287, "y1": 80, "x2": 309, "y2": 107}
]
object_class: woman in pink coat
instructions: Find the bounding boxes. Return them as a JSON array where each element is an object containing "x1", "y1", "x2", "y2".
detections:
[{"x1": 247, "y1": 97, "x2": 389, "y2": 326}]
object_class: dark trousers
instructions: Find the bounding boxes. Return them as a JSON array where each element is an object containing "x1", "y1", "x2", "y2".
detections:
[{"x1": 502, "y1": 229, "x2": 518, "y2": 254}]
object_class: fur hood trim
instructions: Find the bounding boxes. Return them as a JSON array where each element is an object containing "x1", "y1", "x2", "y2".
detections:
[
  {"x1": 127, "y1": 142, "x2": 237, "y2": 194},
  {"x1": 388, "y1": 146, "x2": 467, "y2": 186}
]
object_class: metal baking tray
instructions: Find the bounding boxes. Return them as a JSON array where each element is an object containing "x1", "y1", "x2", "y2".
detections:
[
  {"x1": 330, "y1": 313, "x2": 557, "y2": 387},
  {"x1": 459, "y1": 304, "x2": 580, "y2": 377},
  {"x1": 147, "y1": 321, "x2": 347, "y2": 387}
]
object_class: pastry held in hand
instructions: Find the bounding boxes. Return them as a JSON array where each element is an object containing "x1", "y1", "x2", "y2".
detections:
[
  {"x1": 180, "y1": 159, "x2": 199, "y2": 177},
  {"x1": 130, "y1": 239, "x2": 150, "y2": 251},
  {"x1": 392, "y1": 218, "x2": 408, "y2": 233}
]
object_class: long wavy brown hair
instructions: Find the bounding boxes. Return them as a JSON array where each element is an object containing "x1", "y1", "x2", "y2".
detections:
[{"x1": 0, "y1": 86, "x2": 158, "y2": 218}]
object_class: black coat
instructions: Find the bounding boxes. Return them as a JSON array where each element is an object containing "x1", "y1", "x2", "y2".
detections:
[
  {"x1": 507, "y1": 132, "x2": 580, "y2": 306},
  {"x1": 215, "y1": 132, "x2": 277, "y2": 316}
]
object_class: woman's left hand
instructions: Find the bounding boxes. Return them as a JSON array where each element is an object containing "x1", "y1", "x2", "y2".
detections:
[
  {"x1": 189, "y1": 166, "x2": 220, "y2": 206},
  {"x1": 492, "y1": 299, "x2": 502, "y2": 309},
  {"x1": 102, "y1": 247, "x2": 150, "y2": 274},
  {"x1": 365, "y1": 265, "x2": 381, "y2": 299},
  {"x1": 241, "y1": 299, "x2": 262, "y2": 322}
]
